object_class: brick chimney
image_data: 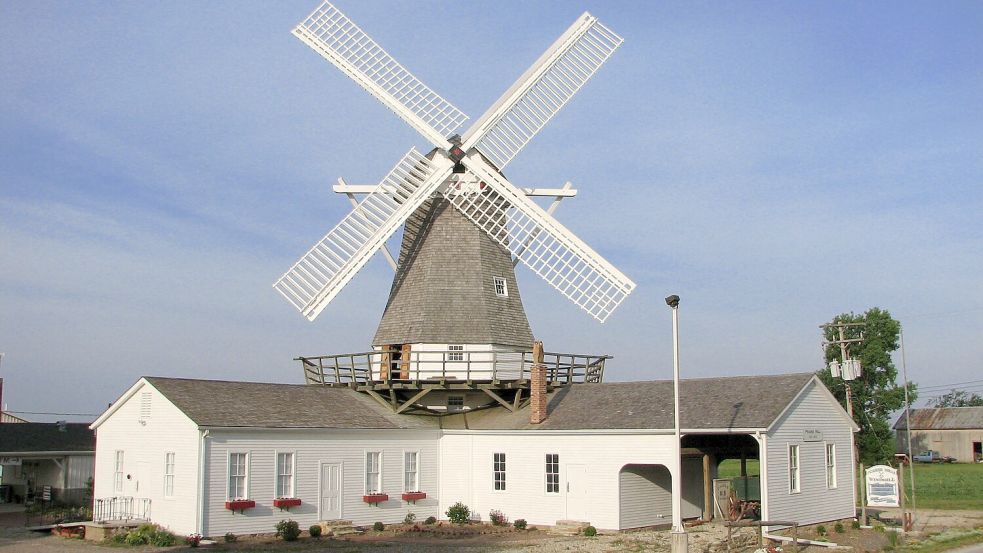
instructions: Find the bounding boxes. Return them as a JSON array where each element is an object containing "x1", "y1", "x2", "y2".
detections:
[{"x1": 530, "y1": 341, "x2": 547, "y2": 424}]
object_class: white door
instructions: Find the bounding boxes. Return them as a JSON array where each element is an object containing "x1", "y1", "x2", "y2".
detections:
[
  {"x1": 319, "y1": 463, "x2": 342, "y2": 521},
  {"x1": 135, "y1": 461, "x2": 151, "y2": 496},
  {"x1": 565, "y1": 464, "x2": 589, "y2": 521}
]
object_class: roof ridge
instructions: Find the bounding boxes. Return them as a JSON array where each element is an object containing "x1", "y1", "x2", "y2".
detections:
[{"x1": 144, "y1": 376, "x2": 307, "y2": 387}]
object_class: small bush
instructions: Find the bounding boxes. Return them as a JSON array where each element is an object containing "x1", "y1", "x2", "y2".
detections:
[
  {"x1": 150, "y1": 531, "x2": 176, "y2": 546},
  {"x1": 109, "y1": 531, "x2": 127, "y2": 544},
  {"x1": 424, "y1": 516, "x2": 437, "y2": 525},
  {"x1": 514, "y1": 519, "x2": 527, "y2": 530},
  {"x1": 373, "y1": 521, "x2": 385, "y2": 531},
  {"x1": 186, "y1": 533, "x2": 202, "y2": 548},
  {"x1": 276, "y1": 519, "x2": 301, "y2": 541},
  {"x1": 125, "y1": 531, "x2": 147, "y2": 545},
  {"x1": 309, "y1": 525, "x2": 322, "y2": 538},
  {"x1": 224, "y1": 532, "x2": 238, "y2": 543},
  {"x1": 446, "y1": 502, "x2": 471, "y2": 524},
  {"x1": 404, "y1": 512, "x2": 417, "y2": 525},
  {"x1": 489, "y1": 509, "x2": 509, "y2": 526},
  {"x1": 852, "y1": 520, "x2": 861, "y2": 530},
  {"x1": 584, "y1": 525, "x2": 597, "y2": 537},
  {"x1": 834, "y1": 522, "x2": 845, "y2": 534},
  {"x1": 817, "y1": 525, "x2": 828, "y2": 537}
]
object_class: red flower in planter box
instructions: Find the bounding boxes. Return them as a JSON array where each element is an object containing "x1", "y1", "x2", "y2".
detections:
[
  {"x1": 401, "y1": 492, "x2": 426, "y2": 503},
  {"x1": 273, "y1": 498, "x2": 302, "y2": 509},
  {"x1": 362, "y1": 493, "x2": 388, "y2": 505},
  {"x1": 224, "y1": 499, "x2": 255, "y2": 513}
]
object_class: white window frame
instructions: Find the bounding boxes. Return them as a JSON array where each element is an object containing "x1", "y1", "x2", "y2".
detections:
[
  {"x1": 545, "y1": 453, "x2": 560, "y2": 494},
  {"x1": 114, "y1": 450, "x2": 124, "y2": 493},
  {"x1": 447, "y1": 345, "x2": 464, "y2": 362},
  {"x1": 493, "y1": 277, "x2": 508, "y2": 297},
  {"x1": 493, "y1": 452, "x2": 506, "y2": 491},
  {"x1": 788, "y1": 444, "x2": 800, "y2": 494},
  {"x1": 227, "y1": 452, "x2": 249, "y2": 501},
  {"x1": 364, "y1": 451, "x2": 382, "y2": 494},
  {"x1": 163, "y1": 452, "x2": 175, "y2": 498},
  {"x1": 403, "y1": 451, "x2": 420, "y2": 492},
  {"x1": 275, "y1": 451, "x2": 295, "y2": 499},
  {"x1": 825, "y1": 442, "x2": 837, "y2": 489}
]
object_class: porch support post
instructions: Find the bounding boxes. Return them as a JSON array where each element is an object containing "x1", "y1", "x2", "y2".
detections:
[{"x1": 703, "y1": 453, "x2": 712, "y2": 521}]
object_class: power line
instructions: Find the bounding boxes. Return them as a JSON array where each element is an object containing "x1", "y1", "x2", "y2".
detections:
[
  {"x1": 4, "y1": 410, "x2": 99, "y2": 417},
  {"x1": 917, "y1": 379, "x2": 983, "y2": 392}
]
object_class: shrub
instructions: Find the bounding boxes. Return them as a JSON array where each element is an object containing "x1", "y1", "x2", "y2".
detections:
[
  {"x1": 489, "y1": 509, "x2": 509, "y2": 526},
  {"x1": 125, "y1": 531, "x2": 148, "y2": 545},
  {"x1": 373, "y1": 521, "x2": 385, "y2": 531},
  {"x1": 817, "y1": 525, "x2": 828, "y2": 537},
  {"x1": 424, "y1": 516, "x2": 437, "y2": 525},
  {"x1": 584, "y1": 525, "x2": 597, "y2": 537},
  {"x1": 109, "y1": 531, "x2": 127, "y2": 544},
  {"x1": 852, "y1": 520, "x2": 861, "y2": 530},
  {"x1": 224, "y1": 532, "x2": 238, "y2": 543},
  {"x1": 834, "y1": 522, "x2": 845, "y2": 534},
  {"x1": 150, "y1": 531, "x2": 176, "y2": 546},
  {"x1": 186, "y1": 533, "x2": 203, "y2": 547},
  {"x1": 276, "y1": 519, "x2": 301, "y2": 541},
  {"x1": 514, "y1": 519, "x2": 527, "y2": 530},
  {"x1": 309, "y1": 525, "x2": 322, "y2": 538},
  {"x1": 446, "y1": 502, "x2": 471, "y2": 524},
  {"x1": 404, "y1": 512, "x2": 417, "y2": 525}
]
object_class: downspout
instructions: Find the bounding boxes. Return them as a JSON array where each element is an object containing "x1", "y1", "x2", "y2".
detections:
[{"x1": 196, "y1": 429, "x2": 209, "y2": 536}]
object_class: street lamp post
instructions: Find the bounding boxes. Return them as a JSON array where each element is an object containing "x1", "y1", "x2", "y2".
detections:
[{"x1": 666, "y1": 295, "x2": 688, "y2": 553}]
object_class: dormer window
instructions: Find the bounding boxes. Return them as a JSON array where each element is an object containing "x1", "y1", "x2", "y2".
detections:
[{"x1": 494, "y1": 277, "x2": 508, "y2": 297}]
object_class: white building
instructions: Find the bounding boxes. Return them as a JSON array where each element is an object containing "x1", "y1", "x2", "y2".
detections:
[{"x1": 90, "y1": 371, "x2": 857, "y2": 537}]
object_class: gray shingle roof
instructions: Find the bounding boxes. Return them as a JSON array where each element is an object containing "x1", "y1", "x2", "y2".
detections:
[
  {"x1": 894, "y1": 406, "x2": 983, "y2": 430},
  {"x1": 0, "y1": 422, "x2": 95, "y2": 453},
  {"x1": 144, "y1": 377, "x2": 437, "y2": 430},
  {"x1": 440, "y1": 372, "x2": 818, "y2": 431},
  {"x1": 373, "y1": 197, "x2": 534, "y2": 348}
]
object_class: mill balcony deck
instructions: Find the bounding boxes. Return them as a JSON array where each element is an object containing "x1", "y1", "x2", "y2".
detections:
[{"x1": 299, "y1": 348, "x2": 610, "y2": 391}]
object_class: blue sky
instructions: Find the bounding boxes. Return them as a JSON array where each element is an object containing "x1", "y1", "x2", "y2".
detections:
[{"x1": 1, "y1": 1, "x2": 981, "y2": 421}]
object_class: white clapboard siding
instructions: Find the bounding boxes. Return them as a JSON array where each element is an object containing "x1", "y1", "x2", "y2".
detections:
[
  {"x1": 202, "y1": 429, "x2": 439, "y2": 537},
  {"x1": 92, "y1": 380, "x2": 201, "y2": 535},
  {"x1": 439, "y1": 432, "x2": 681, "y2": 530},
  {"x1": 765, "y1": 380, "x2": 856, "y2": 527},
  {"x1": 66, "y1": 455, "x2": 95, "y2": 489}
]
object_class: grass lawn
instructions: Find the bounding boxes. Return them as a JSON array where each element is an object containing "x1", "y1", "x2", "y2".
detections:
[{"x1": 720, "y1": 459, "x2": 983, "y2": 510}]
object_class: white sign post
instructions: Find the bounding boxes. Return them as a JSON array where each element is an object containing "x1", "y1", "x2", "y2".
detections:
[{"x1": 866, "y1": 465, "x2": 900, "y2": 507}]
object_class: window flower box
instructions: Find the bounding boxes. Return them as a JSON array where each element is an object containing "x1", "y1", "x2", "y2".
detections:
[
  {"x1": 273, "y1": 498, "x2": 302, "y2": 510},
  {"x1": 401, "y1": 491, "x2": 426, "y2": 503},
  {"x1": 362, "y1": 493, "x2": 388, "y2": 505},
  {"x1": 224, "y1": 499, "x2": 255, "y2": 514}
]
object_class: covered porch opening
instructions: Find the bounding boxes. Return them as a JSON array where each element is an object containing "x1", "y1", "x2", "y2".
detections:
[{"x1": 681, "y1": 434, "x2": 761, "y2": 522}]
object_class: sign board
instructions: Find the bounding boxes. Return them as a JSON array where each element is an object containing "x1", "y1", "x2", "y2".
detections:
[
  {"x1": 803, "y1": 430, "x2": 824, "y2": 442},
  {"x1": 0, "y1": 457, "x2": 23, "y2": 466},
  {"x1": 866, "y1": 465, "x2": 899, "y2": 507},
  {"x1": 712, "y1": 479, "x2": 732, "y2": 520},
  {"x1": 42, "y1": 486, "x2": 51, "y2": 501}
]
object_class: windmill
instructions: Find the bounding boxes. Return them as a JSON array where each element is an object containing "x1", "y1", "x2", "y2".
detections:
[{"x1": 274, "y1": 2, "x2": 635, "y2": 409}]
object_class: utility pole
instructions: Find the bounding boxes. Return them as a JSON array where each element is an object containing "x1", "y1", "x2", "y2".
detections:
[{"x1": 821, "y1": 321, "x2": 865, "y2": 521}]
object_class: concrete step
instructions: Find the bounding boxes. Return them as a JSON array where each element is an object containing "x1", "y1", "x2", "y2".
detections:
[
  {"x1": 551, "y1": 520, "x2": 591, "y2": 536},
  {"x1": 317, "y1": 520, "x2": 362, "y2": 537}
]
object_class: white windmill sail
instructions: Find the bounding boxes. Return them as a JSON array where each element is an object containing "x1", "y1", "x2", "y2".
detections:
[
  {"x1": 293, "y1": 1, "x2": 468, "y2": 147},
  {"x1": 274, "y1": 149, "x2": 452, "y2": 320},
  {"x1": 460, "y1": 12, "x2": 623, "y2": 170},
  {"x1": 447, "y1": 155, "x2": 635, "y2": 322}
]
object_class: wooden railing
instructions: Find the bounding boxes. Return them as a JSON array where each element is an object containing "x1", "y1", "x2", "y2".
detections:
[{"x1": 299, "y1": 349, "x2": 609, "y2": 386}]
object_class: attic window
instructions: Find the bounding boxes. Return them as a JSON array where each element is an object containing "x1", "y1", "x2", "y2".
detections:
[
  {"x1": 447, "y1": 395, "x2": 465, "y2": 410},
  {"x1": 447, "y1": 345, "x2": 464, "y2": 362},
  {"x1": 494, "y1": 277, "x2": 508, "y2": 297},
  {"x1": 140, "y1": 392, "x2": 151, "y2": 420}
]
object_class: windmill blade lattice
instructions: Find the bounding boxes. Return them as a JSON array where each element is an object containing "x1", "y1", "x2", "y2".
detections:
[
  {"x1": 274, "y1": 149, "x2": 452, "y2": 320},
  {"x1": 461, "y1": 13, "x2": 622, "y2": 170},
  {"x1": 446, "y1": 157, "x2": 635, "y2": 322},
  {"x1": 294, "y1": 1, "x2": 468, "y2": 147}
]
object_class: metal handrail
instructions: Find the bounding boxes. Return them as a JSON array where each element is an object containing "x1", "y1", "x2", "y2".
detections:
[
  {"x1": 93, "y1": 496, "x2": 151, "y2": 522},
  {"x1": 298, "y1": 349, "x2": 610, "y2": 386}
]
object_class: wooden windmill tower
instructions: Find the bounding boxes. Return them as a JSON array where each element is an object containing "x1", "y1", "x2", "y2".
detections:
[{"x1": 274, "y1": 1, "x2": 634, "y2": 414}]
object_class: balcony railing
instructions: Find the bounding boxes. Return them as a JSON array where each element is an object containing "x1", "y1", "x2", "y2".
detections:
[
  {"x1": 300, "y1": 349, "x2": 609, "y2": 386},
  {"x1": 93, "y1": 497, "x2": 151, "y2": 522}
]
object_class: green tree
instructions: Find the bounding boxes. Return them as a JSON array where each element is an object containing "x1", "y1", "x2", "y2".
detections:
[
  {"x1": 930, "y1": 390, "x2": 983, "y2": 407},
  {"x1": 817, "y1": 308, "x2": 916, "y2": 465}
]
